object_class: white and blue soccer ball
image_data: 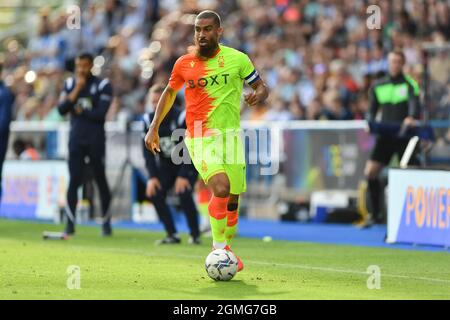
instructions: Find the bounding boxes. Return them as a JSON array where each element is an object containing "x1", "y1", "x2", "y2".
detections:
[{"x1": 205, "y1": 249, "x2": 238, "y2": 281}]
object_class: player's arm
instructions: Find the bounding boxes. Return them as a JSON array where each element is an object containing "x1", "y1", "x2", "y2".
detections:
[
  {"x1": 244, "y1": 78, "x2": 269, "y2": 107},
  {"x1": 240, "y1": 53, "x2": 269, "y2": 107},
  {"x1": 146, "y1": 57, "x2": 184, "y2": 154},
  {"x1": 144, "y1": 86, "x2": 178, "y2": 154},
  {"x1": 149, "y1": 86, "x2": 177, "y2": 130}
]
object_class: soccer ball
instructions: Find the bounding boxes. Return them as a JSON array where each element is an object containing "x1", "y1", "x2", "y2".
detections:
[{"x1": 205, "y1": 249, "x2": 238, "y2": 281}]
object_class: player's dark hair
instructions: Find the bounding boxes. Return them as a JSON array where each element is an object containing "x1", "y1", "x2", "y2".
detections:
[
  {"x1": 77, "y1": 52, "x2": 94, "y2": 64},
  {"x1": 149, "y1": 83, "x2": 165, "y2": 94},
  {"x1": 196, "y1": 10, "x2": 221, "y2": 28},
  {"x1": 390, "y1": 49, "x2": 406, "y2": 64}
]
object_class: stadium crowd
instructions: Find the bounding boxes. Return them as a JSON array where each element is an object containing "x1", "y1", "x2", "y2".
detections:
[{"x1": 0, "y1": 0, "x2": 449, "y2": 125}]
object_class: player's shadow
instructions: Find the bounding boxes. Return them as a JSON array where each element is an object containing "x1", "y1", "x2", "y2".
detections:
[{"x1": 177, "y1": 279, "x2": 287, "y2": 299}]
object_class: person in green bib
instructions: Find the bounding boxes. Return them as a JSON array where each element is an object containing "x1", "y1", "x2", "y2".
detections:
[{"x1": 364, "y1": 49, "x2": 421, "y2": 227}]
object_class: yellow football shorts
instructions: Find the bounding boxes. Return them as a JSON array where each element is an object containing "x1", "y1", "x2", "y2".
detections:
[{"x1": 185, "y1": 131, "x2": 246, "y2": 195}]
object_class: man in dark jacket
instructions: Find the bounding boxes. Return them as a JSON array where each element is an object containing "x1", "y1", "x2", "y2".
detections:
[
  {"x1": 142, "y1": 84, "x2": 200, "y2": 245},
  {"x1": 58, "y1": 53, "x2": 113, "y2": 236}
]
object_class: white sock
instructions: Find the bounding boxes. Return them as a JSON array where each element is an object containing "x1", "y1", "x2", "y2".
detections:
[{"x1": 213, "y1": 241, "x2": 226, "y2": 249}]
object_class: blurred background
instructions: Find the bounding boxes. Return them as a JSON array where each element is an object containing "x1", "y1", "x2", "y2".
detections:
[{"x1": 0, "y1": 0, "x2": 449, "y2": 226}]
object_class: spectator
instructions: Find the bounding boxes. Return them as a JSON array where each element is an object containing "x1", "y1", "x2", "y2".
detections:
[
  {"x1": 12, "y1": 139, "x2": 41, "y2": 160},
  {"x1": 320, "y1": 89, "x2": 353, "y2": 120},
  {"x1": 2, "y1": 0, "x2": 449, "y2": 126},
  {"x1": 27, "y1": 12, "x2": 62, "y2": 73}
]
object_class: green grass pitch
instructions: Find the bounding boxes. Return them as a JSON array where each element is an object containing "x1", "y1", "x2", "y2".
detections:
[{"x1": 0, "y1": 219, "x2": 449, "y2": 300}]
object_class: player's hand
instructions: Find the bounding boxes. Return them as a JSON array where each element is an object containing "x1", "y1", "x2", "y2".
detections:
[
  {"x1": 145, "y1": 127, "x2": 161, "y2": 155},
  {"x1": 75, "y1": 76, "x2": 87, "y2": 91},
  {"x1": 67, "y1": 76, "x2": 87, "y2": 104},
  {"x1": 244, "y1": 92, "x2": 259, "y2": 107},
  {"x1": 174, "y1": 177, "x2": 191, "y2": 195},
  {"x1": 146, "y1": 178, "x2": 161, "y2": 198}
]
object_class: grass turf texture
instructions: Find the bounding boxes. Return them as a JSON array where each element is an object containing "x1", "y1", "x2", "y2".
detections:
[{"x1": 1, "y1": 219, "x2": 449, "y2": 300}]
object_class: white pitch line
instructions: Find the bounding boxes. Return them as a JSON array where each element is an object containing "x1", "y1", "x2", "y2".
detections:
[
  {"x1": 70, "y1": 245, "x2": 450, "y2": 286},
  {"x1": 247, "y1": 260, "x2": 450, "y2": 285}
]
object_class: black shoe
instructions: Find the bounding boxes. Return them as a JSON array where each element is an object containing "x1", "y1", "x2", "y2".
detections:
[
  {"x1": 64, "y1": 222, "x2": 75, "y2": 236},
  {"x1": 155, "y1": 235, "x2": 181, "y2": 245},
  {"x1": 188, "y1": 236, "x2": 201, "y2": 245},
  {"x1": 102, "y1": 223, "x2": 112, "y2": 237}
]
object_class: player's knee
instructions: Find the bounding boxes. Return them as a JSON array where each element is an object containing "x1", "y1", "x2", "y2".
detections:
[
  {"x1": 208, "y1": 174, "x2": 230, "y2": 197},
  {"x1": 213, "y1": 182, "x2": 230, "y2": 198}
]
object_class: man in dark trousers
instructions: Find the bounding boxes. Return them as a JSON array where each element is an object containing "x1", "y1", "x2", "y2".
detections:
[
  {"x1": 58, "y1": 53, "x2": 113, "y2": 236},
  {"x1": 0, "y1": 61, "x2": 15, "y2": 204},
  {"x1": 142, "y1": 84, "x2": 200, "y2": 245},
  {"x1": 364, "y1": 49, "x2": 421, "y2": 227}
]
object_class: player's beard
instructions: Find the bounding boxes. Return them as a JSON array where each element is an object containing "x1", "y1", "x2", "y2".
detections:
[{"x1": 196, "y1": 39, "x2": 219, "y2": 58}]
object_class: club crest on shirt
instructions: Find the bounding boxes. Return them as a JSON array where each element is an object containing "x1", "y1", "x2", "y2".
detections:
[
  {"x1": 190, "y1": 61, "x2": 195, "y2": 68},
  {"x1": 218, "y1": 56, "x2": 225, "y2": 68}
]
